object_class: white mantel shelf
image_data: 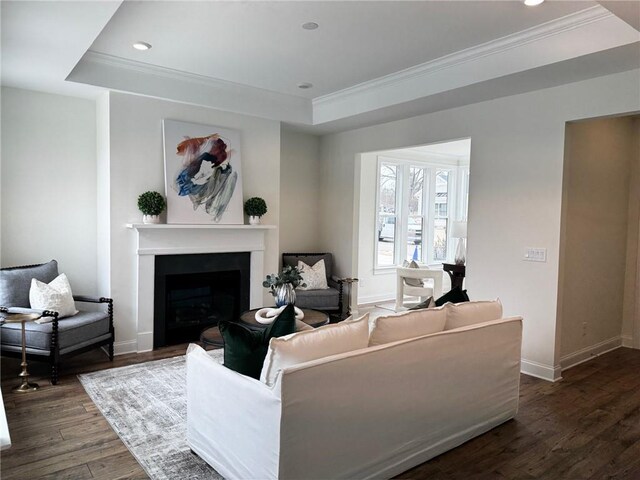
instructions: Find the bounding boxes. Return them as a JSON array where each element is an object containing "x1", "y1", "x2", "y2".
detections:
[{"x1": 126, "y1": 223, "x2": 276, "y2": 230}]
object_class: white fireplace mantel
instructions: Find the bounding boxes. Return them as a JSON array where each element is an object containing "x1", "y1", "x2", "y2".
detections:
[{"x1": 127, "y1": 223, "x2": 275, "y2": 352}]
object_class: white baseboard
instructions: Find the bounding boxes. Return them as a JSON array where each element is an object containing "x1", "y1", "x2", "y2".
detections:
[
  {"x1": 560, "y1": 336, "x2": 622, "y2": 371},
  {"x1": 622, "y1": 335, "x2": 634, "y2": 348},
  {"x1": 113, "y1": 339, "x2": 138, "y2": 356},
  {"x1": 521, "y1": 358, "x2": 562, "y2": 382},
  {"x1": 358, "y1": 294, "x2": 395, "y2": 306},
  {"x1": 137, "y1": 331, "x2": 153, "y2": 353}
]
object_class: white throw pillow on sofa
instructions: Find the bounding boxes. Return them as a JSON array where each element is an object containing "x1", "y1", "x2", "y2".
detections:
[
  {"x1": 260, "y1": 313, "x2": 369, "y2": 386},
  {"x1": 297, "y1": 259, "x2": 329, "y2": 290},
  {"x1": 29, "y1": 273, "x2": 78, "y2": 320},
  {"x1": 444, "y1": 299, "x2": 503, "y2": 330},
  {"x1": 369, "y1": 307, "x2": 447, "y2": 346}
]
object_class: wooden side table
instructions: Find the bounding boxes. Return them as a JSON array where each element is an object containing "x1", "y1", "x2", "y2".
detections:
[
  {"x1": 442, "y1": 263, "x2": 466, "y2": 291},
  {"x1": 238, "y1": 308, "x2": 329, "y2": 331},
  {"x1": 199, "y1": 308, "x2": 330, "y2": 350}
]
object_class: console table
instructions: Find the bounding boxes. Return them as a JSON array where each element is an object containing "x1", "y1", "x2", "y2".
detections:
[{"x1": 442, "y1": 263, "x2": 466, "y2": 290}]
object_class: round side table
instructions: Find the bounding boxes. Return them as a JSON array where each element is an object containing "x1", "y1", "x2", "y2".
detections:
[
  {"x1": 1, "y1": 312, "x2": 42, "y2": 393},
  {"x1": 238, "y1": 308, "x2": 329, "y2": 331},
  {"x1": 200, "y1": 325, "x2": 224, "y2": 350}
]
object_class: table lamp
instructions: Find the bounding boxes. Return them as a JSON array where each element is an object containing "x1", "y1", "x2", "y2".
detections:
[{"x1": 451, "y1": 221, "x2": 467, "y2": 265}]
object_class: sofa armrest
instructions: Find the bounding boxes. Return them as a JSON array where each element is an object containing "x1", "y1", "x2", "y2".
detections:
[
  {"x1": 0, "y1": 306, "x2": 58, "y2": 317},
  {"x1": 186, "y1": 345, "x2": 282, "y2": 479},
  {"x1": 73, "y1": 295, "x2": 112, "y2": 304}
]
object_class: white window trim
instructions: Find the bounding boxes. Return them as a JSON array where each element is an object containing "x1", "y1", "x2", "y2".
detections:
[{"x1": 374, "y1": 155, "x2": 467, "y2": 271}]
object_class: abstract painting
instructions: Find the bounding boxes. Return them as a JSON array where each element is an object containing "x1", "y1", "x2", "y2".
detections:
[{"x1": 163, "y1": 119, "x2": 243, "y2": 224}]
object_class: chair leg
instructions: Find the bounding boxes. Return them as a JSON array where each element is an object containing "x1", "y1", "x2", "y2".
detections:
[
  {"x1": 108, "y1": 341, "x2": 114, "y2": 361},
  {"x1": 51, "y1": 361, "x2": 59, "y2": 385}
]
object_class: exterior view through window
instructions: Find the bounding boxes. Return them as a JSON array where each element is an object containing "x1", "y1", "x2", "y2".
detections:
[{"x1": 376, "y1": 139, "x2": 470, "y2": 268}]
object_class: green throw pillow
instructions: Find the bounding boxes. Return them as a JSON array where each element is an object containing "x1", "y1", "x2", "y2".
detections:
[{"x1": 219, "y1": 304, "x2": 296, "y2": 379}]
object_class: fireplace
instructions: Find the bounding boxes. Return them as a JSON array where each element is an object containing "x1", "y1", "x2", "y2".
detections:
[
  {"x1": 153, "y1": 252, "x2": 250, "y2": 348},
  {"x1": 128, "y1": 223, "x2": 271, "y2": 354}
]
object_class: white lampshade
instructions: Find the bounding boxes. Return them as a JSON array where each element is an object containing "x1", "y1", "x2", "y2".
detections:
[{"x1": 451, "y1": 221, "x2": 467, "y2": 239}]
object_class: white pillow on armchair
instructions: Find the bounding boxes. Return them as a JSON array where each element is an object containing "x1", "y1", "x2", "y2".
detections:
[{"x1": 297, "y1": 259, "x2": 329, "y2": 290}]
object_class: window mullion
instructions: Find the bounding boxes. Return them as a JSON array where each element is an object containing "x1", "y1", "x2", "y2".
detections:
[{"x1": 426, "y1": 168, "x2": 436, "y2": 265}]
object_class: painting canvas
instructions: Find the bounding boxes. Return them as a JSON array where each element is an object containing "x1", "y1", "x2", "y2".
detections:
[{"x1": 163, "y1": 119, "x2": 243, "y2": 224}]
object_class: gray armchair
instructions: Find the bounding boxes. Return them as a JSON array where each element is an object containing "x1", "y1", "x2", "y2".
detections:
[
  {"x1": 282, "y1": 253, "x2": 344, "y2": 315},
  {"x1": 0, "y1": 260, "x2": 114, "y2": 384}
]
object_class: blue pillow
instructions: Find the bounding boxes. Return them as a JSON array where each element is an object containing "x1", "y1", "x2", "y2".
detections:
[{"x1": 219, "y1": 304, "x2": 296, "y2": 379}]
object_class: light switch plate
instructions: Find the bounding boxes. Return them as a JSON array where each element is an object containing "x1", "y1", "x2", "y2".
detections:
[{"x1": 524, "y1": 247, "x2": 547, "y2": 262}]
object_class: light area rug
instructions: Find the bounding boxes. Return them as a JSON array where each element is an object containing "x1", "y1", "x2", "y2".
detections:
[{"x1": 78, "y1": 350, "x2": 224, "y2": 480}]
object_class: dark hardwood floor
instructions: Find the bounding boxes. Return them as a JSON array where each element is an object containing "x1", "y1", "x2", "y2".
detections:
[{"x1": 1, "y1": 346, "x2": 639, "y2": 480}]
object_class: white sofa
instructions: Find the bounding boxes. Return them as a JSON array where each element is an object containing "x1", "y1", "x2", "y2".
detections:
[{"x1": 187, "y1": 305, "x2": 522, "y2": 480}]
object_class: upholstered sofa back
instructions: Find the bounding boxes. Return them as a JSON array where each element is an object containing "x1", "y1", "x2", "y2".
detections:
[{"x1": 187, "y1": 315, "x2": 522, "y2": 480}]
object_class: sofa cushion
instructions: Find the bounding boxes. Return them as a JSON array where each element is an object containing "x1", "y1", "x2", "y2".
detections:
[
  {"x1": 445, "y1": 299, "x2": 503, "y2": 330},
  {"x1": 369, "y1": 307, "x2": 447, "y2": 346},
  {"x1": 29, "y1": 273, "x2": 78, "y2": 319},
  {"x1": 0, "y1": 260, "x2": 59, "y2": 308},
  {"x1": 0, "y1": 310, "x2": 109, "y2": 351},
  {"x1": 219, "y1": 304, "x2": 296, "y2": 379},
  {"x1": 434, "y1": 286, "x2": 470, "y2": 307},
  {"x1": 293, "y1": 287, "x2": 339, "y2": 310},
  {"x1": 260, "y1": 313, "x2": 369, "y2": 386}
]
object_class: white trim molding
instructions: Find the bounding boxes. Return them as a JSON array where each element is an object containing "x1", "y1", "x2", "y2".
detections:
[
  {"x1": 313, "y1": 5, "x2": 639, "y2": 124},
  {"x1": 69, "y1": 52, "x2": 312, "y2": 125},
  {"x1": 521, "y1": 358, "x2": 562, "y2": 382},
  {"x1": 560, "y1": 336, "x2": 623, "y2": 371},
  {"x1": 621, "y1": 334, "x2": 634, "y2": 349}
]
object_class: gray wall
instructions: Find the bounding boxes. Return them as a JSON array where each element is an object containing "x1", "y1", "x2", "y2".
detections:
[
  {"x1": 1, "y1": 87, "x2": 97, "y2": 294},
  {"x1": 559, "y1": 116, "x2": 639, "y2": 360},
  {"x1": 279, "y1": 128, "x2": 322, "y2": 256},
  {"x1": 317, "y1": 69, "x2": 640, "y2": 380}
]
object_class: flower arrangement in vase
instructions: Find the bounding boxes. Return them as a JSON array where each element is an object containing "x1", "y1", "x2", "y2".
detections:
[{"x1": 263, "y1": 265, "x2": 306, "y2": 307}]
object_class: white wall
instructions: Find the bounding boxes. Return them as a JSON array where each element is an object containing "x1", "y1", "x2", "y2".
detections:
[
  {"x1": 102, "y1": 92, "x2": 281, "y2": 353},
  {"x1": 558, "y1": 116, "x2": 637, "y2": 367},
  {"x1": 279, "y1": 128, "x2": 322, "y2": 256},
  {"x1": 319, "y1": 69, "x2": 640, "y2": 381},
  {"x1": 0, "y1": 87, "x2": 97, "y2": 294}
]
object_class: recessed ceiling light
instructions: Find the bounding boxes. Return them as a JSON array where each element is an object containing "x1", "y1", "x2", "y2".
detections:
[
  {"x1": 524, "y1": 0, "x2": 544, "y2": 6},
  {"x1": 302, "y1": 22, "x2": 319, "y2": 30},
  {"x1": 133, "y1": 41, "x2": 152, "y2": 51},
  {"x1": 298, "y1": 83, "x2": 313, "y2": 89}
]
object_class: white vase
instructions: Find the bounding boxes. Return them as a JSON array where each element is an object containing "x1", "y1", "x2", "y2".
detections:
[
  {"x1": 143, "y1": 214, "x2": 160, "y2": 224},
  {"x1": 249, "y1": 215, "x2": 261, "y2": 225}
]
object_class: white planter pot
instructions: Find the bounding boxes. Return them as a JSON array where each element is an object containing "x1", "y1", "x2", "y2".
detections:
[
  {"x1": 143, "y1": 214, "x2": 161, "y2": 224},
  {"x1": 249, "y1": 215, "x2": 261, "y2": 225}
]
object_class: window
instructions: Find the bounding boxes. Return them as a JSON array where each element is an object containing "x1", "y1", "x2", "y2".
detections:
[{"x1": 375, "y1": 157, "x2": 468, "y2": 268}]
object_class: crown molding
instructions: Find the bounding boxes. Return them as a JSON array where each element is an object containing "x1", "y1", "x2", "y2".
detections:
[
  {"x1": 70, "y1": 51, "x2": 312, "y2": 124},
  {"x1": 83, "y1": 51, "x2": 302, "y2": 98},
  {"x1": 313, "y1": 6, "x2": 613, "y2": 108}
]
